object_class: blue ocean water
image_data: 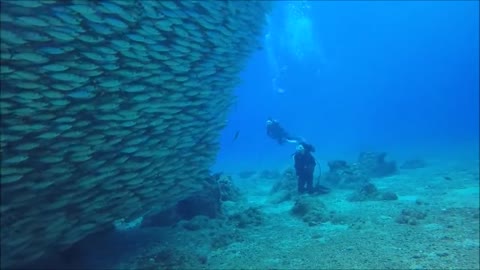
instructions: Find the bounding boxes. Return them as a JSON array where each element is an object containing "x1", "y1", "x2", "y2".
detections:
[
  {"x1": 214, "y1": 1, "x2": 479, "y2": 173},
  {"x1": 2, "y1": 1, "x2": 478, "y2": 269}
]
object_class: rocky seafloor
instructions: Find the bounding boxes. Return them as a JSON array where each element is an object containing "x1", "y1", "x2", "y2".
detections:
[{"x1": 26, "y1": 153, "x2": 480, "y2": 269}]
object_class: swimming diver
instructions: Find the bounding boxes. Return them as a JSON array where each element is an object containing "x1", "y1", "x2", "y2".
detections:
[{"x1": 266, "y1": 118, "x2": 302, "y2": 145}]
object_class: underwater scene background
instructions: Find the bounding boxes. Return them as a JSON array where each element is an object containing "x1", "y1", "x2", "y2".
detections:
[
  {"x1": 0, "y1": 1, "x2": 478, "y2": 269},
  {"x1": 215, "y1": 0, "x2": 479, "y2": 173}
]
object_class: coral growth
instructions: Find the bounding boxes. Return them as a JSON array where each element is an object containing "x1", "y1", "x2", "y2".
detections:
[
  {"x1": 357, "y1": 152, "x2": 397, "y2": 178},
  {"x1": 395, "y1": 208, "x2": 427, "y2": 225},
  {"x1": 323, "y1": 160, "x2": 369, "y2": 189},
  {"x1": 291, "y1": 196, "x2": 337, "y2": 226},
  {"x1": 347, "y1": 183, "x2": 398, "y2": 202}
]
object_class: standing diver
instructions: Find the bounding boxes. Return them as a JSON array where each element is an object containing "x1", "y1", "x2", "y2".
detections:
[
  {"x1": 294, "y1": 142, "x2": 316, "y2": 194},
  {"x1": 266, "y1": 118, "x2": 302, "y2": 145},
  {"x1": 293, "y1": 142, "x2": 331, "y2": 195}
]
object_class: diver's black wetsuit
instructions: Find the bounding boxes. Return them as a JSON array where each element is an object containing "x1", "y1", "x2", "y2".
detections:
[
  {"x1": 294, "y1": 146, "x2": 316, "y2": 194},
  {"x1": 266, "y1": 120, "x2": 300, "y2": 144}
]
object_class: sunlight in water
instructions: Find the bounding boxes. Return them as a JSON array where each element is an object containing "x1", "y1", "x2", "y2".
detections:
[
  {"x1": 284, "y1": 2, "x2": 315, "y2": 61},
  {"x1": 263, "y1": 1, "x2": 324, "y2": 94}
]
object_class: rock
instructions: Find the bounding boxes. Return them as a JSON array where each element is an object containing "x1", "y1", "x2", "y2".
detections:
[
  {"x1": 323, "y1": 160, "x2": 369, "y2": 189},
  {"x1": 180, "y1": 216, "x2": 211, "y2": 231},
  {"x1": 381, "y1": 191, "x2": 398, "y2": 200},
  {"x1": 415, "y1": 198, "x2": 428, "y2": 205},
  {"x1": 291, "y1": 196, "x2": 330, "y2": 226},
  {"x1": 176, "y1": 192, "x2": 221, "y2": 220},
  {"x1": 229, "y1": 207, "x2": 263, "y2": 228},
  {"x1": 356, "y1": 152, "x2": 397, "y2": 178},
  {"x1": 347, "y1": 183, "x2": 378, "y2": 201},
  {"x1": 143, "y1": 173, "x2": 241, "y2": 227},
  {"x1": 216, "y1": 174, "x2": 242, "y2": 202},
  {"x1": 360, "y1": 182, "x2": 378, "y2": 195},
  {"x1": 269, "y1": 169, "x2": 297, "y2": 202},
  {"x1": 220, "y1": 201, "x2": 239, "y2": 217},
  {"x1": 143, "y1": 190, "x2": 220, "y2": 227},
  {"x1": 327, "y1": 160, "x2": 349, "y2": 172},
  {"x1": 348, "y1": 183, "x2": 398, "y2": 202},
  {"x1": 141, "y1": 208, "x2": 179, "y2": 227},
  {"x1": 395, "y1": 208, "x2": 427, "y2": 225}
]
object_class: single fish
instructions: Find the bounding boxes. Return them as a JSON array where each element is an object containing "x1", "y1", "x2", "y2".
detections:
[{"x1": 232, "y1": 130, "x2": 240, "y2": 142}]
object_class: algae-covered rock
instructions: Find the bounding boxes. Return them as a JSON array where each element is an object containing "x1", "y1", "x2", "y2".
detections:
[
  {"x1": 347, "y1": 183, "x2": 398, "y2": 202},
  {"x1": 323, "y1": 160, "x2": 369, "y2": 189},
  {"x1": 229, "y1": 207, "x2": 264, "y2": 228},
  {"x1": 269, "y1": 168, "x2": 298, "y2": 203},
  {"x1": 356, "y1": 152, "x2": 397, "y2": 178},
  {"x1": 395, "y1": 208, "x2": 427, "y2": 225},
  {"x1": 291, "y1": 196, "x2": 332, "y2": 226},
  {"x1": 142, "y1": 173, "x2": 242, "y2": 227},
  {"x1": 216, "y1": 174, "x2": 242, "y2": 202}
]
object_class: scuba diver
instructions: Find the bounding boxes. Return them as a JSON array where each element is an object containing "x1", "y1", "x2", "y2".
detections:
[
  {"x1": 293, "y1": 142, "x2": 331, "y2": 195},
  {"x1": 294, "y1": 143, "x2": 316, "y2": 194},
  {"x1": 266, "y1": 118, "x2": 302, "y2": 145}
]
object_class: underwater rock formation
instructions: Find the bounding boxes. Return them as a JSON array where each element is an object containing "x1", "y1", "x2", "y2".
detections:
[
  {"x1": 323, "y1": 152, "x2": 397, "y2": 189},
  {"x1": 395, "y1": 208, "x2": 427, "y2": 225},
  {"x1": 347, "y1": 183, "x2": 398, "y2": 202},
  {"x1": 291, "y1": 196, "x2": 336, "y2": 226},
  {"x1": 269, "y1": 168, "x2": 298, "y2": 203},
  {"x1": 323, "y1": 160, "x2": 370, "y2": 189},
  {"x1": 179, "y1": 215, "x2": 213, "y2": 231},
  {"x1": 0, "y1": 1, "x2": 271, "y2": 267},
  {"x1": 215, "y1": 173, "x2": 242, "y2": 202},
  {"x1": 142, "y1": 173, "x2": 241, "y2": 227},
  {"x1": 356, "y1": 152, "x2": 397, "y2": 178},
  {"x1": 229, "y1": 207, "x2": 264, "y2": 228}
]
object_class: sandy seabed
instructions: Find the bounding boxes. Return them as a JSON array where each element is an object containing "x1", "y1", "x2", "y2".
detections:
[{"x1": 114, "y1": 158, "x2": 479, "y2": 270}]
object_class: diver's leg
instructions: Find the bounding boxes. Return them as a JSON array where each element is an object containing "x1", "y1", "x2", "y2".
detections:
[
  {"x1": 286, "y1": 136, "x2": 305, "y2": 144},
  {"x1": 298, "y1": 175, "x2": 306, "y2": 194},
  {"x1": 285, "y1": 133, "x2": 301, "y2": 144},
  {"x1": 285, "y1": 138, "x2": 299, "y2": 144},
  {"x1": 306, "y1": 174, "x2": 314, "y2": 194}
]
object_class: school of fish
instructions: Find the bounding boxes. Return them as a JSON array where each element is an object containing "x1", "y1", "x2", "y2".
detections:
[{"x1": 0, "y1": 0, "x2": 271, "y2": 267}]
